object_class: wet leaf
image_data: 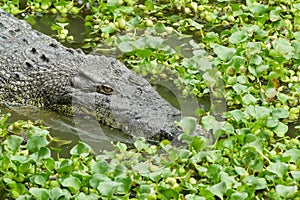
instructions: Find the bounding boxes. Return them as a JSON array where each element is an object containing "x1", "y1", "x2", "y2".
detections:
[
  {"x1": 266, "y1": 162, "x2": 288, "y2": 179},
  {"x1": 283, "y1": 149, "x2": 300, "y2": 162},
  {"x1": 29, "y1": 188, "x2": 50, "y2": 200},
  {"x1": 207, "y1": 182, "x2": 226, "y2": 199},
  {"x1": 211, "y1": 44, "x2": 236, "y2": 61},
  {"x1": 229, "y1": 30, "x2": 248, "y2": 44},
  {"x1": 275, "y1": 185, "x2": 297, "y2": 198},
  {"x1": 60, "y1": 176, "x2": 81, "y2": 194}
]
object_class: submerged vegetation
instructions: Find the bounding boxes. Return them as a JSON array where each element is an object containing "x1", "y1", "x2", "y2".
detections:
[{"x1": 0, "y1": 0, "x2": 300, "y2": 199}]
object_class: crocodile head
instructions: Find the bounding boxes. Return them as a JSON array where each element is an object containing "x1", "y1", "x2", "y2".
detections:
[{"x1": 69, "y1": 54, "x2": 182, "y2": 141}]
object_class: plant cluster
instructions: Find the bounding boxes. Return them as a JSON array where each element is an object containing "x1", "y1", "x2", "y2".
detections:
[
  {"x1": 0, "y1": 114, "x2": 299, "y2": 199},
  {"x1": 1, "y1": 0, "x2": 299, "y2": 119},
  {"x1": 0, "y1": 0, "x2": 300, "y2": 199}
]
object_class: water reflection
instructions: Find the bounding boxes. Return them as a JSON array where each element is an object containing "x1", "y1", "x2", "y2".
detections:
[{"x1": 0, "y1": 106, "x2": 132, "y2": 155}]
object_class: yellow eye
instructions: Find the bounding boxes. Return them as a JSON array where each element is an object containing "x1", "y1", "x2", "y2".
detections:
[{"x1": 97, "y1": 85, "x2": 114, "y2": 95}]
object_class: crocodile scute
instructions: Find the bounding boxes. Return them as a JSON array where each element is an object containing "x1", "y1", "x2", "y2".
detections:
[{"x1": 0, "y1": 9, "x2": 183, "y2": 141}]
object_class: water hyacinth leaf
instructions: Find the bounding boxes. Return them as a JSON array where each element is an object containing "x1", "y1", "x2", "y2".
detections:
[
  {"x1": 207, "y1": 182, "x2": 226, "y2": 199},
  {"x1": 89, "y1": 174, "x2": 111, "y2": 189},
  {"x1": 242, "y1": 94, "x2": 258, "y2": 105},
  {"x1": 232, "y1": 83, "x2": 248, "y2": 94},
  {"x1": 230, "y1": 191, "x2": 248, "y2": 200},
  {"x1": 272, "y1": 108, "x2": 289, "y2": 119},
  {"x1": 292, "y1": 41, "x2": 300, "y2": 59},
  {"x1": 231, "y1": 56, "x2": 246, "y2": 70},
  {"x1": 229, "y1": 30, "x2": 248, "y2": 44},
  {"x1": 38, "y1": 147, "x2": 51, "y2": 159},
  {"x1": 29, "y1": 188, "x2": 50, "y2": 200},
  {"x1": 242, "y1": 176, "x2": 267, "y2": 190},
  {"x1": 49, "y1": 189, "x2": 67, "y2": 199},
  {"x1": 97, "y1": 181, "x2": 121, "y2": 197},
  {"x1": 247, "y1": 1, "x2": 268, "y2": 16},
  {"x1": 92, "y1": 161, "x2": 111, "y2": 174},
  {"x1": 57, "y1": 159, "x2": 73, "y2": 173},
  {"x1": 207, "y1": 164, "x2": 222, "y2": 181},
  {"x1": 273, "y1": 122, "x2": 288, "y2": 137},
  {"x1": 177, "y1": 117, "x2": 197, "y2": 135},
  {"x1": 3, "y1": 135, "x2": 23, "y2": 152},
  {"x1": 70, "y1": 141, "x2": 93, "y2": 156},
  {"x1": 275, "y1": 185, "x2": 298, "y2": 198},
  {"x1": 266, "y1": 118, "x2": 279, "y2": 128},
  {"x1": 60, "y1": 176, "x2": 81, "y2": 194},
  {"x1": 291, "y1": 171, "x2": 300, "y2": 181},
  {"x1": 272, "y1": 38, "x2": 295, "y2": 59},
  {"x1": 118, "y1": 41, "x2": 134, "y2": 53},
  {"x1": 226, "y1": 110, "x2": 243, "y2": 122},
  {"x1": 244, "y1": 140, "x2": 263, "y2": 154},
  {"x1": 269, "y1": 7, "x2": 281, "y2": 22},
  {"x1": 43, "y1": 157, "x2": 55, "y2": 171},
  {"x1": 135, "y1": 49, "x2": 152, "y2": 58},
  {"x1": 33, "y1": 174, "x2": 47, "y2": 186},
  {"x1": 266, "y1": 162, "x2": 288, "y2": 179},
  {"x1": 249, "y1": 54, "x2": 262, "y2": 65},
  {"x1": 147, "y1": 36, "x2": 163, "y2": 49},
  {"x1": 116, "y1": 175, "x2": 132, "y2": 193},
  {"x1": 134, "y1": 137, "x2": 148, "y2": 151},
  {"x1": 159, "y1": 188, "x2": 179, "y2": 199},
  {"x1": 282, "y1": 149, "x2": 300, "y2": 163},
  {"x1": 27, "y1": 126, "x2": 49, "y2": 137},
  {"x1": 211, "y1": 44, "x2": 236, "y2": 61},
  {"x1": 26, "y1": 136, "x2": 49, "y2": 153}
]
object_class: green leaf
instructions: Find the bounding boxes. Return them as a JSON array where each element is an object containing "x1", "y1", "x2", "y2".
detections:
[
  {"x1": 118, "y1": 41, "x2": 134, "y2": 52},
  {"x1": 70, "y1": 141, "x2": 93, "y2": 156},
  {"x1": 230, "y1": 191, "x2": 248, "y2": 200},
  {"x1": 3, "y1": 135, "x2": 23, "y2": 152},
  {"x1": 134, "y1": 138, "x2": 148, "y2": 151},
  {"x1": 177, "y1": 117, "x2": 197, "y2": 135},
  {"x1": 33, "y1": 174, "x2": 47, "y2": 186},
  {"x1": 275, "y1": 185, "x2": 297, "y2": 198},
  {"x1": 50, "y1": 187, "x2": 71, "y2": 199},
  {"x1": 26, "y1": 136, "x2": 48, "y2": 153},
  {"x1": 60, "y1": 176, "x2": 81, "y2": 194},
  {"x1": 116, "y1": 175, "x2": 132, "y2": 193},
  {"x1": 29, "y1": 188, "x2": 50, "y2": 200},
  {"x1": 242, "y1": 94, "x2": 258, "y2": 105},
  {"x1": 207, "y1": 164, "x2": 222, "y2": 181},
  {"x1": 145, "y1": 0, "x2": 154, "y2": 10},
  {"x1": 135, "y1": 49, "x2": 152, "y2": 58},
  {"x1": 273, "y1": 122, "x2": 288, "y2": 137},
  {"x1": 291, "y1": 171, "x2": 300, "y2": 180},
  {"x1": 277, "y1": 93, "x2": 289, "y2": 104},
  {"x1": 211, "y1": 44, "x2": 236, "y2": 61},
  {"x1": 272, "y1": 38, "x2": 295, "y2": 59},
  {"x1": 266, "y1": 162, "x2": 288, "y2": 179},
  {"x1": 269, "y1": 7, "x2": 281, "y2": 22},
  {"x1": 97, "y1": 181, "x2": 121, "y2": 197},
  {"x1": 283, "y1": 149, "x2": 300, "y2": 163},
  {"x1": 232, "y1": 83, "x2": 248, "y2": 94},
  {"x1": 229, "y1": 30, "x2": 248, "y2": 44},
  {"x1": 242, "y1": 176, "x2": 267, "y2": 190},
  {"x1": 57, "y1": 159, "x2": 73, "y2": 173},
  {"x1": 159, "y1": 188, "x2": 179, "y2": 199},
  {"x1": 272, "y1": 108, "x2": 289, "y2": 119},
  {"x1": 207, "y1": 182, "x2": 226, "y2": 199},
  {"x1": 266, "y1": 118, "x2": 279, "y2": 128},
  {"x1": 93, "y1": 161, "x2": 111, "y2": 174},
  {"x1": 226, "y1": 110, "x2": 243, "y2": 122}
]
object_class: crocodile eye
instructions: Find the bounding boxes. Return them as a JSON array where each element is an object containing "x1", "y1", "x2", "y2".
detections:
[{"x1": 96, "y1": 85, "x2": 114, "y2": 95}]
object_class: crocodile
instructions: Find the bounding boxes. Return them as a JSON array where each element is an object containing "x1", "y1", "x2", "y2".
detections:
[{"x1": 0, "y1": 9, "x2": 186, "y2": 141}]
